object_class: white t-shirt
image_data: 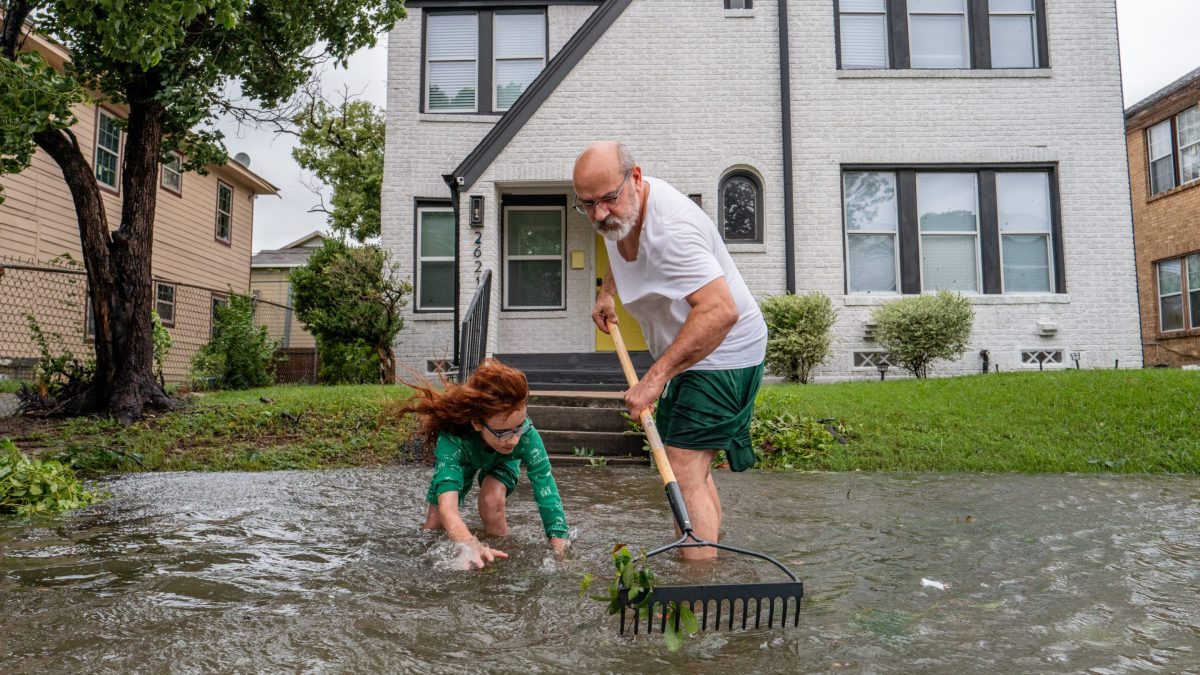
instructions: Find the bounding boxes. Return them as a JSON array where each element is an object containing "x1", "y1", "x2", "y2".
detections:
[{"x1": 605, "y1": 176, "x2": 767, "y2": 370}]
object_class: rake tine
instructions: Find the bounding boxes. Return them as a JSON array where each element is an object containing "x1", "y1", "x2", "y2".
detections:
[
  {"x1": 768, "y1": 596, "x2": 776, "y2": 628},
  {"x1": 753, "y1": 597, "x2": 762, "y2": 629},
  {"x1": 702, "y1": 599, "x2": 709, "y2": 632},
  {"x1": 633, "y1": 606, "x2": 640, "y2": 635}
]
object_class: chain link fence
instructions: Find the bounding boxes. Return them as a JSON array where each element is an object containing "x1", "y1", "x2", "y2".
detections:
[{"x1": 0, "y1": 255, "x2": 318, "y2": 416}]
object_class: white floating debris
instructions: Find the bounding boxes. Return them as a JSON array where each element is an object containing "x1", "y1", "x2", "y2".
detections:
[{"x1": 921, "y1": 578, "x2": 946, "y2": 590}]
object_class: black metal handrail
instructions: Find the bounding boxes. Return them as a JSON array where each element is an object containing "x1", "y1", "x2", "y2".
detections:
[{"x1": 456, "y1": 270, "x2": 492, "y2": 383}]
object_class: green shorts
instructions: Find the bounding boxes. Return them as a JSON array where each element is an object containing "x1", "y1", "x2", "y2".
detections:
[
  {"x1": 655, "y1": 361, "x2": 764, "y2": 472},
  {"x1": 425, "y1": 461, "x2": 520, "y2": 506}
]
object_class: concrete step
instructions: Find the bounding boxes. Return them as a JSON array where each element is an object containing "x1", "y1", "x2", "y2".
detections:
[
  {"x1": 496, "y1": 351, "x2": 653, "y2": 369},
  {"x1": 538, "y1": 429, "x2": 645, "y2": 456},
  {"x1": 529, "y1": 392, "x2": 626, "y2": 409},
  {"x1": 547, "y1": 453, "x2": 649, "y2": 467},
  {"x1": 528, "y1": 404, "x2": 629, "y2": 433}
]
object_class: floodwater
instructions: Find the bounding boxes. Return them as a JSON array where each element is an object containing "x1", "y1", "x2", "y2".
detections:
[{"x1": 2, "y1": 468, "x2": 1199, "y2": 673}]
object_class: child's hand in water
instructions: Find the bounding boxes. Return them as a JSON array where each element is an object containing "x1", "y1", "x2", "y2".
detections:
[{"x1": 461, "y1": 540, "x2": 508, "y2": 569}]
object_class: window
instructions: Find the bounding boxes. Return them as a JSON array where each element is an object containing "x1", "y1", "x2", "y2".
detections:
[
  {"x1": 997, "y1": 172, "x2": 1053, "y2": 292},
  {"x1": 1021, "y1": 349, "x2": 1064, "y2": 368},
  {"x1": 155, "y1": 283, "x2": 177, "y2": 325},
  {"x1": 1157, "y1": 253, "x2": 1200, "y2": 332},
  {"x1": 215, "y1": 181, "x2": 233, "y2": 243},
  {"x1": 1145, "y1": 105, "x2": 1200, "y2": 196},
  {"x1": 918, "y1": 173, "x2": 979, "y2": 291},
  {"x1": 725, "y1": 0, "x2": 752, "y2": 8},
  {"x1": 424, "y1": 10, "x2": 546, "y2": 114},
  {"x1": 853, "y1": 351, "x2": 896, "y2": 369},
  {"x1": 426, "y1": 13, "x2": 478, "y2": 112},
  {"x1": 835, "y1": 0, "x2": 1047, "y2": 70},
  {"x1": 417, "y1": 206, "x2": 455, "y2": 311},
  {"x1": 989, "y1": 0, "x2": 1038, "y2": 68},
  {"x1": 161, "y1": 153, "x2": 183, "y2": 195},
  {"x1": 1148, "y1": 120, "x2": 1177, "y2": 195},
  {"x1": 494, "y1": 12, "x2": 547, "y2": 111},
  {"x1": 503, "y1": 205, "x2": 564, "y2": 309},
  {"x1": 908, "y1": 0, "x2": 969, "y2": 69},
  {"x1": 1178, "y1": 107, "x2": 1200, "y2": 185},
  {"x1": 95, "y1": 109, "x2": 121, "y2": 189},
  {"x1": 211, "y1": 294, "x2": 228, "y2": 338},
  {"x1": 841, "y1": 167, "x2": 1063, "y2": 295},
  {"x1": 839, "y1": 0, "x2": 889, "y2": 69},
  {"x1": 843, "y1": 171, "x2": 899, "y2": 293},
  {"x1": 718, "y1": 170, "x2": 763, "y2": 242}
]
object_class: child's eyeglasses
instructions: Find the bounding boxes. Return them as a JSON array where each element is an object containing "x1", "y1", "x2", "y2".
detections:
[{"x1": 482, "y1": 417, "x2": 532, "y2": 442}]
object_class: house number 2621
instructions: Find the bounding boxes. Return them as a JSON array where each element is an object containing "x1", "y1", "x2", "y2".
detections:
[{"x1": 473, "y1": 232, "x2": 482, "y2": 286}]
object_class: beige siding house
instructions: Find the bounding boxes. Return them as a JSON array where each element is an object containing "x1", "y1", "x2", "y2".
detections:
[
  {"x1": 0, "y1": 31, "x2": 278, "y2": 385},
  {"x1": 249, "y1": 231, "x2": 326, "y2": 350}
]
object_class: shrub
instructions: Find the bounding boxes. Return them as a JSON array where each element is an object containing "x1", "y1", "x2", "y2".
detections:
[
  {"x1": 152, "y1": 310, "x2": 172, "y2": 387},
  {"x1": 1, "y1": 439, "x2": 98, "y2": 516},
  {"x1": 871, "y1": 290, "x2": 974, "y2": 378},
  {"x1": 191, "y1": 294, "x2": 278, "y2": 390},
  {"x1": 18, "y1": 314, "x2": 94, "y2": 413},
  {"x1": 317, "y1": 337, "x2": 379, "y2": 384},
  {"x1": 760, "y1": 292, "x2": 837, "y2": 383}
]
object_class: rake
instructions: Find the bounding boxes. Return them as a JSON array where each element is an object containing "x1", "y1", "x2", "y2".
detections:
[{"x1": 607, "y1": 322, "x2": 804, "y2": 635}]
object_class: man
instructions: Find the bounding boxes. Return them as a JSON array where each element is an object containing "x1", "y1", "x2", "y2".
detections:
[{"x1": 573, "y1": 141, "x2": 768, "y2": 560}]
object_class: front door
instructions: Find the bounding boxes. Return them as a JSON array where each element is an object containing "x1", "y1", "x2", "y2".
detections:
[{"x1": 594, "y1": 233, "x2": 647, "y2": 352}]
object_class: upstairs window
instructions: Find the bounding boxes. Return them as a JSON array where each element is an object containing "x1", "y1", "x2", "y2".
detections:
[
  {"x1": 424, "y1": 10, "x2": 546, "y2": 114},
  {"x1": 908, "y1": 0, "x2": 969, "y2": 69},
  {"x1": 1146, "y1": 106, "x2": 1200, "y2": 196},
  {"x1": 494, "y1": 12, "x2": 547, "y2": 111},
  {"x1": 989, "y1": 0, "x2": 1039, "y2": 68},
  {"x1": 215, "y1": 181, "x2": 233, "y2": 244},
  {"x1": 95, "y1": 109, "x2": 121, "y2": 189},
  {"x1": 161, "y1": 152, "x2": 183, "y2": 195},
  {"x1": 838, "y1": 0, "x2": 889, "y2": 69},
  {"x1": 835, "y1": 0, "x2": 1048, "y2": 70},
  {"x1": 719, "y1": 170, "x2": 764, "y2": 242},
  {"x1": 426, "y1": 13, "x2": 478, "y2": 112}
]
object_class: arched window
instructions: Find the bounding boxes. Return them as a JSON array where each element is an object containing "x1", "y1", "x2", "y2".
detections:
[{"x1": 718, "y1": 170, "x2": 763, "y2": 242}]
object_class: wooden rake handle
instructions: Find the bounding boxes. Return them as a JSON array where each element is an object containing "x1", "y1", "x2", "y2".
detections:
[{"x1": 607, "y1": 322, "x2": 677, "y2": 487}]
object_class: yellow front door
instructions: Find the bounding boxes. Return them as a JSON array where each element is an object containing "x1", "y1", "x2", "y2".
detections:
[{"x1": 594, "y1": 234, "x2": 648, "y2": 352}]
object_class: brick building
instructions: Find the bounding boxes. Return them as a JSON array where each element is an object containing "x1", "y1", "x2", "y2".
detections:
[
  {"x1": 1125, "y1": 67, "x2": 1200, "y2": 368},
  {"x1": 381, "y1": 0, "x2": 1142, "y2": 381}
]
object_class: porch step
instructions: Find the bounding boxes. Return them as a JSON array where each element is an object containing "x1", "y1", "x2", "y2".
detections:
[
  {"x1": 496, "y1": 351, "x2": 653, "y2": 392},
  {"x1": 528, "y1": 391, "x2": 648, "y2": 467}
]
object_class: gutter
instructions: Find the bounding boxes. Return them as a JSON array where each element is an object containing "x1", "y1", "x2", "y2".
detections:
[
  {"x1": 778, "y1": 0, "x2": 796, "y2": 293},
  {"x1": 444, "y1": 174, "x2": 462, "y2": 366}
]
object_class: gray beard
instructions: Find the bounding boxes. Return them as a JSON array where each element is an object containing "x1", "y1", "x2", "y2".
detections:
[{"x1": 598, "y1": 216, "x2": 634, "y2": 241}]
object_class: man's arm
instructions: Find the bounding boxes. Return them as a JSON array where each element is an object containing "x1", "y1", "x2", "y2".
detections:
[
  {"x1": 592, "y1": 268, "x2": 618, "y2": 333},
  {"x1": 623, "y1": 276, "x2": 738, "y2": 418}
]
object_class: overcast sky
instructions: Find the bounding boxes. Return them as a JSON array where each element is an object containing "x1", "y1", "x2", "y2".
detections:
[{"x1": 236, "y1": 1, "x2": 1200, "y2": 253}]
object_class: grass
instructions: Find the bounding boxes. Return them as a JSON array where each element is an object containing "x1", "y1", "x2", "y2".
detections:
[
  {"x1": 756, "y1": 369, "x2": 1200, "y2": 473},
  {"x1": 8, "y1": 384, "x2": 421, "y2": 474},
  {"x1": 2, "y1": 370, "x2": 1197, "y2": 476},
  {"x1": 0, "y1": 379, "x2": 25, "y2": 394}
]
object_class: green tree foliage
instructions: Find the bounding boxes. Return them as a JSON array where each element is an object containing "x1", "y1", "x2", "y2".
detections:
[
  {"x1": 316, "y1": 337, "x2": 378, "y2": 385},
  {"x1": 292, "y1": 98, "x2": 385, "y2": 241},
  {"x1": 760, "y1": 292, "x2": 837, "y2": 384},
  {"x1": 871, "y1": 290, "x2": 975, "y2": 378},
  {"x1": 191, "y1": 294, "x2": 278, "y2": 390},
  {"x1": 0, "y1": 0, "x2": 406, "y2": 422},
  {"x1": 290, "y1": 240, "x2": 411, "y2": 384}
]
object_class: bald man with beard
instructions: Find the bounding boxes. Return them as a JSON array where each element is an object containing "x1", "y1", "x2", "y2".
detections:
[{"x1": 572, "y1": 141, "x2": 768, "y2": 561}]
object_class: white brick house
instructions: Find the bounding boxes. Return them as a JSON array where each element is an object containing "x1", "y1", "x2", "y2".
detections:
[{"x1": 381, "y1": 0, "x2": 1142, "y2": 382}]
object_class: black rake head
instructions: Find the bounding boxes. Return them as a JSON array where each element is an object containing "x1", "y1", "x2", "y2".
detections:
[{"x1": 618, "y1": 581, "x2": 804, "y2": 635}]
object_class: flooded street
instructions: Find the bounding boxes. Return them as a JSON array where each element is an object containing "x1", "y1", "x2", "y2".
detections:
[{"x1": 2, "y1": 467, "x2": 1199, "y2": 673}]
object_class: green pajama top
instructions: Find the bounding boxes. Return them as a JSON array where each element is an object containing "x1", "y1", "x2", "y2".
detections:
[{"x1": 426, "y1": 427, "x2": 569, "y2": 540}]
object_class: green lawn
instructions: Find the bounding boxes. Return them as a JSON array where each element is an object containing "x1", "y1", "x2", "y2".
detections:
[
  {"x1": 756, "y1": 369, "x2": 1200, "y2": 473},
  {"x1": 4, "y1": 371, "x2": 1197, "y2": 475},
  {"x1": 14, "y1": 384, "x2": 419, "y2": 474}
]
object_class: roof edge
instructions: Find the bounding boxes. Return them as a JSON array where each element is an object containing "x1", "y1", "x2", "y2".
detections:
[
  {"x1": 1125, "y1": 66, "x2": 1200, "y2": 121},
  {"x1": 448, "y1": 0, "x2": 634, "y2": 190}
]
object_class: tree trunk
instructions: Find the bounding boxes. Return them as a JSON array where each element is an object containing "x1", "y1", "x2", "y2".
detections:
[
  {"x1": 30, "y1": 97, "x2": 174, "y2": 423},
  {"x1": 377, "y1": 344, "x2": 397, "y2": 385}
]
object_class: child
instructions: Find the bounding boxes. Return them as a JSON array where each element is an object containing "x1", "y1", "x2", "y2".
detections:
[{"x1": 400, "y1": 359, "x2": 568, "y2": 569}]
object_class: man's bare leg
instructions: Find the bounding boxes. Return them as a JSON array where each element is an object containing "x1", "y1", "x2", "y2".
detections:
[{"x1": 665, "y1": 446, "x2": 719, "y2": 560}]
